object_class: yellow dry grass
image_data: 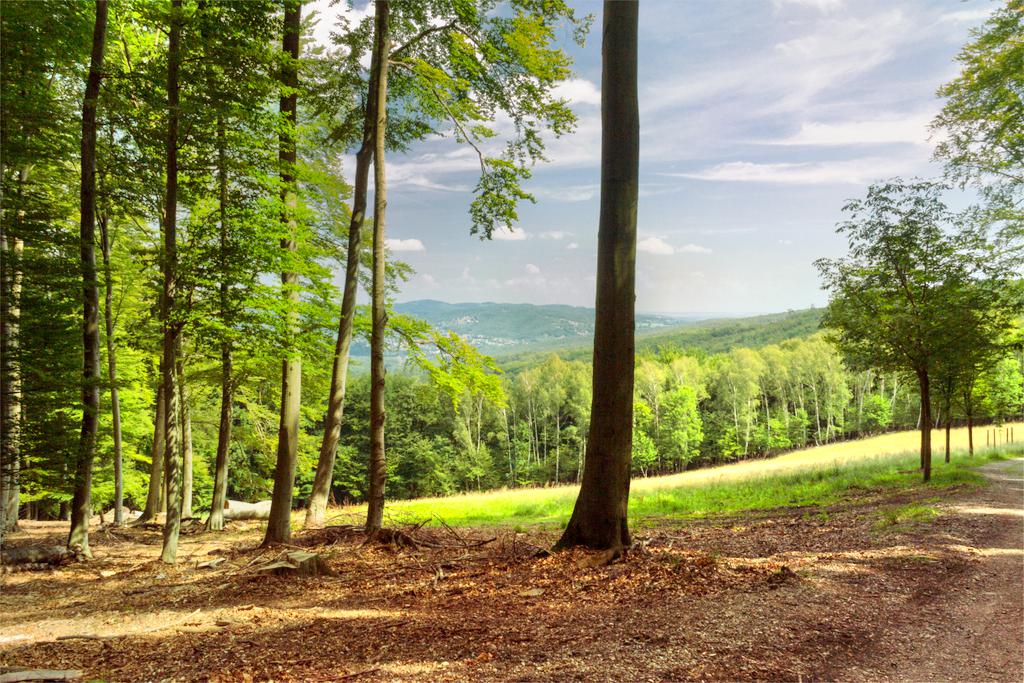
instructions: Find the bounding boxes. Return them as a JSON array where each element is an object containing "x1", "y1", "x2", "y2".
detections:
[{"x1": 323, "y1": 423, "x2": 1022, "y2": 527}]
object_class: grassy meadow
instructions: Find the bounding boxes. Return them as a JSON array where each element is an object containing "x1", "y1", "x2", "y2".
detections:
[{"x1": 323, "y1": 423, "x2": 1024, "y2": 529}]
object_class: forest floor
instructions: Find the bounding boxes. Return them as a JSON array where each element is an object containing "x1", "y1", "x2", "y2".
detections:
[{"x1": 1, "y1": 458, "x2": 1022, "y2": 682}]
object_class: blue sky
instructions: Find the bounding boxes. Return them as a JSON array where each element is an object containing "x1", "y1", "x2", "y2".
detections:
[{"x1": 307, "y1": 0, "x2": 995, "y2": 314}]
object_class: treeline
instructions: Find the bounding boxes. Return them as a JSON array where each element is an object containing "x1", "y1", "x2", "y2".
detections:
[{"x1": 6, "y1": 322, "x2": 1022, "y2": 521}]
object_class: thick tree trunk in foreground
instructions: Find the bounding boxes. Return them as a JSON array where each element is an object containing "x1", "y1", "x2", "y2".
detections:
[
  {"x1": 366, "y1": 0, "x2": 391, "y2": 534},
  {"x1": 554, "y1": 0, "x2": 639, "y2": 553},
  {"x1": 304, "y1": 54, "x2": 382, "y2": 530},
  {"x1": 917, "y1": 370, "x2": 932, "y2": 483},
  {"x1": 160, "y1": 0, "x2": 183, "y2": 564},
  {"x1": 68, "y1": 0, "x2": 108, "y2": 556},
  {"x1": 264, "y1": 0, "x2": 302, "y2": 546},
  {"x1": 208, "y1": 119, "x2": 232, "y2": 532},
  {"x1": 0, "y1": 228, "x2": 23, "y2": 537}
]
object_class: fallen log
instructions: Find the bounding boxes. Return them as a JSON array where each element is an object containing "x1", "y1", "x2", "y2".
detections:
[
  {"x1": 255, "y1": 550, "x2": 332, "y2": 577},
  {"x1": 0, "y1": 545, "x2": 79, "y2": 573},
  {"x1": 221, "y1": 499, "x2": 271, "y2": 521},
  {"x1": 0, "y1": 668, "x2": 82, "y2": 682}
]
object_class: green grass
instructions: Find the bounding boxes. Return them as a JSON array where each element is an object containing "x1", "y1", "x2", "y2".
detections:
[
  {"x1": 875, "y1": 502, "x2": 942, "y2": 530},
  {"x1": 339, "y1": 445, "x2": 1021, "y2": 530}
]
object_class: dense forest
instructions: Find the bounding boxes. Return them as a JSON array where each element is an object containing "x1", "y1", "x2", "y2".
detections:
[{"x1": 0, "y1": 0, "x2": 1021, "y2": 557}]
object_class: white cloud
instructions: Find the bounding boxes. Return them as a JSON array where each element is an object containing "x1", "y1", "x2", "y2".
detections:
[
  {"x1": 491, "y1": 226, "x2": 528, "y2": 241},
  {"x1": 644, "y1": 9, "x2": 909, "y2": 117},
  {"x1": 534, "y1": 184, "x2": 598, "y2": 202},
  {"x1": 566, "y1": 242, "x2": 579, "y2": 250},
  {"x1": 525, "y1": 263, "x2": 541, "y2": 275},
  {"x1": 637, "y1": 237, "x2": 676, "y2": 255},
  {"x1": 386, "y1": 238, "x2": 425, "y2": 252},
  {"x1": 769, "y1": 112, "x2": 937, "y2": 147},
  {"x1": 772, "y1": 0, "x2": 844, "y2": 12},
  {"x1": 938, "y1": 9, "x2": 993, "y2": 23},
  {"x1": 539, "y1": 231, "x2": 571, "y2": 240},
  {"x1": 552, "y1": 78, "x2": 601, "y2": 106},
  {"x1": 677, "y1": 243, "x2": 712, "y2": 254},
  {"x1": 306, "y1": 0, "x2": 374, "y2": 50},
  {"x1": 675, "y1": 156, "x2": 916, "y2": 185},
  {"x1": 420, "y1": 273, "x2": 439, "y2": 287}
]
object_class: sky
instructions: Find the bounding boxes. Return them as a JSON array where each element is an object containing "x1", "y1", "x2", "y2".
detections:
[{"x1": 306, "y1": 0, "x2": 996, "y2": 315}]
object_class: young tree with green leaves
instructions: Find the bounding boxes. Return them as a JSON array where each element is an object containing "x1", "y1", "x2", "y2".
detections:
[
  {"x1": 933, "y1": 1, "x2": 1023, "y2": 229},
  {"x1": 816, "y1": 179, "x2": 1018, "y2": 482}
]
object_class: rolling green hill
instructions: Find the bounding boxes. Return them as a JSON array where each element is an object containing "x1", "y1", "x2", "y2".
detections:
[{"x1": 497, "y1": 307, "x2": 825, "y2": 371}]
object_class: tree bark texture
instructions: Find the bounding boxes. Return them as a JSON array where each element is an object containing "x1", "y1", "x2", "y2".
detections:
[
  {"x1": 99, "y1": 214, "x2": 123, "y2": 524},
  {"x1": 366, "y1": 0, "x2": 391, "y2": 534},
  {"x1": 160, "y1": 0, "x2": 183, "y2": 564},
  {"x1": 264, "y1": 0, "x2": 302, "y2": 546},
  {"x1": 917, "y1": 370, "x2": 932, "y2": 483},
  {"x1": 177, "y1": 360, "x2": 192, "y2": 519},
  {"x1": 0, "y1": 227, "x2": 23, "y2": 537},
  {"x1": 68, "y1": 0, "x2": 108, "y2": 556},
  {"x1": 208, "y1": 118, "x2": 232, "y2": 532},
  {"x1": 554, "y1": 0, "x2": 639, "y2": 553},
  {"x1": 138, "y1": 380, "x2": 166, "y2": 523},
  {"x1": 304, "y1": 38, "x2": 382, "y2": 530}
]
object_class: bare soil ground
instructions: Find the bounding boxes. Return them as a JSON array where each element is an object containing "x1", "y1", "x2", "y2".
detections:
[{"x1": 1, "y1": 459, "x2": 1021, "y2": 682}]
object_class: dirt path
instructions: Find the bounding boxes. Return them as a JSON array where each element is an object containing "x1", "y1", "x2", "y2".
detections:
[
  {"x1": 1, "y1": 459, "x2": 1023, "y2": 681},
  {"x1": 833, "y1": 457, "x2": 1024, "y2": 682}
]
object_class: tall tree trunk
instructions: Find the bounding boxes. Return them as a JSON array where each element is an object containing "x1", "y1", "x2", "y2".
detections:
[
  {"x1": 160, "y1": 0, "x2": 183, "y2": 564},
  {"x1": 264, "y1": 0, "x2": 302, "y2": 546},
  {"x1": 304, "y1": 30, "x2": 382, "y2": 530},
  {"x1": 0, "y1": 227, "x2": 23, "y2": 537},
  {"x1": 917, "y1": 369, "x2": 932, "y2": 483},
  {"x1": 177, "y1": 360, "x2": 192, "y2": 519},
  {"x1": 365, "y1": 0, "x2": 391, "y2": 534},
  {"x1": 68, "y1": 0, "x2": 108, "y2": 556},
  {"x1": 967, "y1": 410, "x2": 974, "y2": 455},
  {"x1": 208, "y1": 118, "x2": 232, "y2": 532},
  {"x1": 99, "y1": 215, "x2": 123, "y2": 524},
  {"x1": 138, "y1": 380, "x2": 166, "y2": 522},
  {"x1": 945, "y1": 414, "x2": 951, "y2": 464},
  {"x1": 554, "y1": 0, "x2": 638, "y2": 553}
]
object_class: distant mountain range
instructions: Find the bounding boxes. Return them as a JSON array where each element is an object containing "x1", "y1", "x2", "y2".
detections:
[
  {"x1": 389, "y1": 300, "x2": 707, "y2": 354},
  {"x1": 348, "y1": 300, "x2": 824, "y2": 367}
]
